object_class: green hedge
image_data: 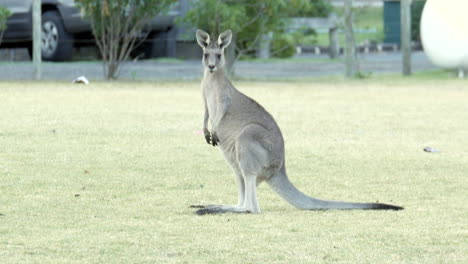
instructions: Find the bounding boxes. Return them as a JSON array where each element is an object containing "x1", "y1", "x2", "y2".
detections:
[{"x1": 271, "y1": 34, "x2": 296, "y2": 58}]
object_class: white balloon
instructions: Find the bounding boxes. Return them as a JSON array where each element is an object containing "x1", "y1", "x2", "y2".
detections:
[{"x1": 420, "y1": 0, "x2": 468, "y2": 69}]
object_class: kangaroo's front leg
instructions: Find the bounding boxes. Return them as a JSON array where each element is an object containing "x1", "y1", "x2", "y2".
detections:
[
  {"x1": 203, "y1": 99, "x2": 211, "y2": 145},
  {"x1": 209, "y1": 92, "x2": 231, "y2": 146}
]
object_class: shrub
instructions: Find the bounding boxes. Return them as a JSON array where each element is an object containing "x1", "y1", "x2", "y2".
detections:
[
  {"x1": 76, "y1": 0, "x2": 174, "y2": 80},
  {"x1": 287, "y1": 0, "x2": 333, "y2": 17},
  {"x1": 0, "y1": 6, "x2": 11, "y2": 45},
  {"x1": 182, "y1": 0, "x2": 330, "y2": 66},
  {"x1": 271, "y1": 34, "x2": 296, "y2": 58}
]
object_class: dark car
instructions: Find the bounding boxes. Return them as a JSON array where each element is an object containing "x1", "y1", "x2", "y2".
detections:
[{"x1": 0, "y1": 0, "x2": 178, "y2": 61}]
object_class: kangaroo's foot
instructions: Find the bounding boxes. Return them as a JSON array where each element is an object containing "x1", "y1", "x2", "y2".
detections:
[{"x1": 189, "y1": 204, "x2": 252, "y2": 215}]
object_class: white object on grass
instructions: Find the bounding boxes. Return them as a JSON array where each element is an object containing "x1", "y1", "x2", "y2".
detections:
[
  {"x1": 420, "y1": 0, "x2": 468, "y2": 77},
  {"x1": 72, "y1": 76, "x2": 90, "y2": 85}
]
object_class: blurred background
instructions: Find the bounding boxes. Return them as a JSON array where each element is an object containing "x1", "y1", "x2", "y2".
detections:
[{"x1": 0, "y1": 0, "x2": 459, "y2": 80}]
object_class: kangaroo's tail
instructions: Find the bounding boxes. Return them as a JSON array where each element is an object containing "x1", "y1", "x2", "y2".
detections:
[{"x1": 266, "y1": 169, "x2": 403, "y2": 211}]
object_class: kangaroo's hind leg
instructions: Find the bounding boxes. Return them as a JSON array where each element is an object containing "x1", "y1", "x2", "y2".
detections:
[
  {"x1": 223, "y1": 151, "x2": 246, "y2": 207},
  {"x1": 235, "y1": 124, "x2": 281, "y2": 213},
  {"x1": 190, "y1": 151, "x2": 246, "y2": 214},
  {"x1": 192, "y1": 125, "x2": 275, "y2": 215}
]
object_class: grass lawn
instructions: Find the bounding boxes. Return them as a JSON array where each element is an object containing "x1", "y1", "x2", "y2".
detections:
[{"x1": 0, "y1": 78, "x2": 466, "y2": 263}]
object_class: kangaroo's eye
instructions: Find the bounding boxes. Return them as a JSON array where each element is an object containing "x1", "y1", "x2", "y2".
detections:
[
  {"x1": 216, "y1": 54, "x2": 221, "y2": 60},
  {"x1": 204, "y1": 53, "x2": 209, "y2": 59}
]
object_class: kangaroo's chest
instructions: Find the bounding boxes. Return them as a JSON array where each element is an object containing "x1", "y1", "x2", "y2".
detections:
[
  {"x1": 205, "y1": 90, "x2": 218, "y2": 121},
  {"x1": 203, "y1": 83, "x2": 232, "y2": 123}
]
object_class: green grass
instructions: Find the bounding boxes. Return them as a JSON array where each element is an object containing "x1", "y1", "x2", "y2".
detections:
[{"x1": 1, "y1": 79, "x2": 467, "y2": 263}]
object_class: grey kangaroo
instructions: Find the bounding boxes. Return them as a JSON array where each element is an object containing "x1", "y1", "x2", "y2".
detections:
[{"x1": 191, "y1": 29, "x2": 403, "y2": 215}]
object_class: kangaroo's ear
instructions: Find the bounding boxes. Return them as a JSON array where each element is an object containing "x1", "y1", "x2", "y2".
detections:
[
  {"x1": 196, "y1": 29, "x2": 210, "y2": 48},
  {"x1": 218, "y1": 29, "x2": 232, "y2": 49}
]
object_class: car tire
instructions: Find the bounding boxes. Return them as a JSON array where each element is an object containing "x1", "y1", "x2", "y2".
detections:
[{"x1": 41, "y1": 11, "x2": 74, "y2": 61}]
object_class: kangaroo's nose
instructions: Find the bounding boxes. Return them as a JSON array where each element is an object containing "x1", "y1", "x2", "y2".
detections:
[{"x1": 208, "y1": 65, "x2": 215, "y2": 70}]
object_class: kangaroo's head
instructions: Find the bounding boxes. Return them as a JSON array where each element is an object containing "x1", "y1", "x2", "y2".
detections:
[{"x1": 196, "y1": 29, "x2": 232, "y2": 73}]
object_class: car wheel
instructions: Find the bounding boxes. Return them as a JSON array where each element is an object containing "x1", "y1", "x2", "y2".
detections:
[{"x1": 41, "y1": 11, "x2": 74, "y2": 61}]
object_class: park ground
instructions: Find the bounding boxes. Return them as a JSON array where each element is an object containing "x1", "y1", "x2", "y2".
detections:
[{"x1": 0, "y1": 76, "x2": 467, "y2": 263}]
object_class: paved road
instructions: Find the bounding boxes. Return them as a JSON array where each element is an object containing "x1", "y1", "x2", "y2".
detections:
[{"x1": 0, "y1": 51, "x2": 437, "y2": 81}]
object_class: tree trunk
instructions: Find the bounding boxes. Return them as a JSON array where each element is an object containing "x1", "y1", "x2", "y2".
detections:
[
  {"x1": 328, "y1": 13, "x2": 339, "y2": 59},
  {"x1": 329, "y1": 27, "x2": 339, "y2": 59},
  {"x1": 32, "y1": 0, "x2": 41, "y2": 80},
  {"x1": 225, "y1": 32, "x2": 236, "y2": 77},
  {"x1": 257, "y1": 32, "x2": 272, "y2": 59},
  {"x1": 106, "y1": 61, "x2": 119, "y2": 80},
  {"x1": 344, "y1": 0, "x2": 358, "y2": 77},
  {"x1": 401, "y1": 0, "x2": 412, "y2": 76}
]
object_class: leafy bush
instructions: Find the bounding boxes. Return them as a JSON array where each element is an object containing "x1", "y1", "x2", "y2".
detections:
[
  {"x1": 287, "y1": 0, "x2": 332, "y2": 17},
  {"x1": 182, "y1": 0, "x2": 292, "y2": 74},
  {"x1": 183, "y1": 0, "x2": 287, "y2": 51},
  {"x1": 0, "y1": 6, "x2": 11, "y2": 44},
  {"x1": 271, "y1": 34, "x2": 296, "y2": 58},
  {"x1": 289, "y1": 28, "x2": 317, "y2": 48},
  {"x1": 76, "y1": 0, "x2": 174, "y2": 79},
  {"x1": 0, "y1": 6, "x2": 10, "y2": 31},
  {"x1": 181, "y1": 0, "x2": 245, "y2": 37},
  {"x1": 183, "y1": 0, "x2": 330, "y2": 62}
]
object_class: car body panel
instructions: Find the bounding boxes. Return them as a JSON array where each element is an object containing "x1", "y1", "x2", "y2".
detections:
[
  {"x1": 54, "y1": 0, "x2": 90, "y2": 33},
  {"x1": 1, "y1": 0, "x2": 32, "y2": 42},
  {"x1": 0, "y1": 0, "x2": 177, "y2": 42}
]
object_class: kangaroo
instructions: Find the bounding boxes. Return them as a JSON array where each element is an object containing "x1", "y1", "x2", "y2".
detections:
[{"x1": 191, "y1": 29, "x2": 403, "y2": 215}]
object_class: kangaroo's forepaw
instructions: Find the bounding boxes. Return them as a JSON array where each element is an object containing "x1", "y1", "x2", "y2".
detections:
[
  {"x1": 211, "y1": 132, "x2": 220, "y2": 146},
  {"x1": 203, "y1": 130, "x2": 211, "y2": 145}
]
